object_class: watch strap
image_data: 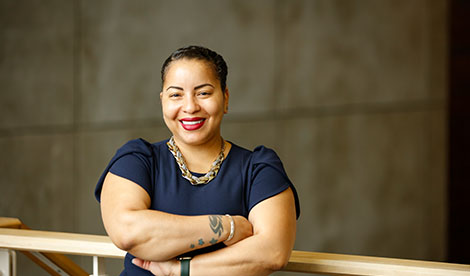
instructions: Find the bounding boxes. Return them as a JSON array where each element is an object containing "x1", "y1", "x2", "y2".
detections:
[{"x1": 179, "y1": 257, "x2": 191, "y2": 276}]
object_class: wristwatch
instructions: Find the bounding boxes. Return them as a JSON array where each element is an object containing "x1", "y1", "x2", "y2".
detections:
[{"x1": 178, "y1": 256, "x2": 191, "y2": 276}]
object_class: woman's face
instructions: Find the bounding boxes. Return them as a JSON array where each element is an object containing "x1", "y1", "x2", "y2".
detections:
[{"x1": 160, "y1": 59, "x2": 229, "y2": 147}]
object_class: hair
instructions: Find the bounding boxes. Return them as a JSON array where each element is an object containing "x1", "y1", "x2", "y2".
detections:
[{"x1": 161, "y1": 45, "x2": 228, "y2": 92}]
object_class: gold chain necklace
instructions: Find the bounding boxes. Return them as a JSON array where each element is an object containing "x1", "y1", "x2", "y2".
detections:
[{"x1": 167, "y1": 136, "x2": 226, "y2": 185}]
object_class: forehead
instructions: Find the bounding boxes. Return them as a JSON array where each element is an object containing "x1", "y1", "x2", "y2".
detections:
[{"x1": 165, "y1": 59, "x2": 217, "y2": 81}]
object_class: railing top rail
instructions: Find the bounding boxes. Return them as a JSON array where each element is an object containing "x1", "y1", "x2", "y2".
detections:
[
  {"x1": 0, "y1": 228, "x2": 469, "y2": 275},
  {"x1": 0, "y1": 228, "x2": 125, "y2": 259},
  {"x1": 285, "y1": 251, "x2": 470, "y2": 275}
]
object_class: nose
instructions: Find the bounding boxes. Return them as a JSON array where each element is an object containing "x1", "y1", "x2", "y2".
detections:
[{"x1": 182, "y1": 95, "x2": 200, "y2": 114}]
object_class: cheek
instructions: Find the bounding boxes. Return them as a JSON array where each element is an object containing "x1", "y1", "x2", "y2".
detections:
[
  {"x1": 162, "y1": 102, "x2": 178, "y2": 119},
  {"x1": 208, "y1": 102, "x2": 225, "y2": 117}
]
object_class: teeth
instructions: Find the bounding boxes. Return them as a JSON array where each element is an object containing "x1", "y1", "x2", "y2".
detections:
[{"x1": 181, "y1": 120, "x2": 203, "y2": 125}]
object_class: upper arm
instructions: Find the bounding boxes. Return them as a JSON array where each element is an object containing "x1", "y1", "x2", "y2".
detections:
[
  {"x1": 248, "y1": 188, "x2": 297, "y2": 247},
  {"x1": 101, "y1": 171, "x2": 151, "y2": 213},
  {"x1": 100, "y1": 172, "x2": 151, "y2": 242},
  {"x1": 99, "y1": 152, "x2": 153, "y2": 230}
]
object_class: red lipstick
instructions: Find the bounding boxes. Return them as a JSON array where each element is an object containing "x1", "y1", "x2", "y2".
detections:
[{"x1": 180, "y1": 117, "x2": 206, "y2": 131}]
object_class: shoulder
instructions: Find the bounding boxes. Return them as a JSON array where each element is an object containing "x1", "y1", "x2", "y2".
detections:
[
  {"x1": 237, "y1": 144, "x2": 284, "y2": 169},
  {"x1": 115, "y1": 138, "x2": 168, "y2": 158},
  {"x1": 251, "y1": 145, "x2": 282, "y2": 165},
  {"x1": 248, "y1": 146, "x2": 288, "y2": 183},
  {"x1": 227, "y1": 143, "x2": 283, "y2": 169},
  {"x1": 229, "y1": 143, "x2": 279, "y2": 160},
  {"x1": 95, "y1": 138, "x2": 169, "y2": 202},
  {"x1": 110, "y1": 138, "x2": 170, "y2": 172},
  {"x1": 228, "y1": 143, "x2": 286, "y2": 177},
  {"x1": 116, "y1": 138, "x2": 159, "y2": 154},
  {"x1": 233, "y1": 144, "x2": 301, "y2": 218}
]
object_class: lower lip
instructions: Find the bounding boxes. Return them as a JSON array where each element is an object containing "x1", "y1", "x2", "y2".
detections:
[{"x1": 180, "y1": 120, "x2": 205, "y2": 131}]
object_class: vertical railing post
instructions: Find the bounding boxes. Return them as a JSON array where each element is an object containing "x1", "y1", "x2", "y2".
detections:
[
  {"x1": 91, "y1": 256, "x2": 107, "y2": 276},
  {"x1": 0, "y1": 248, "x2": 16, "y2": 276}
]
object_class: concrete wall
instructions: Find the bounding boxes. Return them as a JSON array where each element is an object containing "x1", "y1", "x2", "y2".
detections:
[{"x1": 0, "y1": 0, "x2": 448, "y2": 275}]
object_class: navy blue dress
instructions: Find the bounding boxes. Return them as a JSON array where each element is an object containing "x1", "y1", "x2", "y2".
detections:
[{"x1": 95, "y1": 138, "x2": 300, "y2": 275}]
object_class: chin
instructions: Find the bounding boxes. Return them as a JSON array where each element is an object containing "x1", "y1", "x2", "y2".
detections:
[{"x1": 175, "y1": 133, "x2": 208, "y2": 146}]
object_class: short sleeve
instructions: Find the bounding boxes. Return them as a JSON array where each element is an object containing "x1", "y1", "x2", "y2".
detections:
[
  {"x1": 248, "y1": 146, "x2": 301, "y2": 219},
  {"x1": 109, "y1": 153, "x2": 152, "y2": 197},
  {"x1": 94, "y1": 138, "x2": 155, "y2": 202}
]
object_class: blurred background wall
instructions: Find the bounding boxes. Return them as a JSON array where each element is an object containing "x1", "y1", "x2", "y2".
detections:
[{"x1": 0, "y1": 0, "x2": 451, "y2": 275}]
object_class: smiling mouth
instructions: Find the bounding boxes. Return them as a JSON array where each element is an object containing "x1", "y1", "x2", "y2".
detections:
[
  {"x1": 180, "y1": 118, "x2": 206, "y2": 130},
  {"x1": 181, "y1": 119, "x2": 204, "y2": 125}
]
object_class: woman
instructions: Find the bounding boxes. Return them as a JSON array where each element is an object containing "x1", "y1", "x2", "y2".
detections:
[{"x1": 95, "y1": 46, "x2": 300, "y2": 276}]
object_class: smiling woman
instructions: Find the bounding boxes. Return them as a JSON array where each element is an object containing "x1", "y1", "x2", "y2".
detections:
[
  {"x1": 94, "y1": 46, "x2": 300, "y2": 276},
  {"x1": 160, "y1": 58, "x2": 228, "y2": 156}
]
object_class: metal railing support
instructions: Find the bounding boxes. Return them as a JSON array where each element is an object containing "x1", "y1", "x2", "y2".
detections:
[
  {"x1": 91, "y1": 256, "x2": 107, "y2": 276},
  {"x1": 0, "y1": 248, "x2": 16, "y2": 276}
]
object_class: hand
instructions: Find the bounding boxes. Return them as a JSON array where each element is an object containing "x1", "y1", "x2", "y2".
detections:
[
  {"x1": 224, "y1": 215, "x2": 253, "y2": 246},
  {"x1": 132, "y1": 258, "x2": 179, "y2": 276}
]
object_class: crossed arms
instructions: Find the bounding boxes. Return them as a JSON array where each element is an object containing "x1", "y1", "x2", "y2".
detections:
[{"x1": 100, "y1": 172, "x2": 297, "y2": 276}]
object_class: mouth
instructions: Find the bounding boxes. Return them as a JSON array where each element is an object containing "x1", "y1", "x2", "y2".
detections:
[{"x1": 180, "y1": 117, "x2": 206, "y2": 131}]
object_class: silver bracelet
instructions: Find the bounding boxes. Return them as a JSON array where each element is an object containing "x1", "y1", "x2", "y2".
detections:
[{"x1": 225, "y1": 214, "x2": 234, "y2": 242}]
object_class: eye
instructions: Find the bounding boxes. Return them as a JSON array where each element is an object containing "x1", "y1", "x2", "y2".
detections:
[
  {"x1": 198, "y1": 91, "x2": 212, "y2": 97},
  {"x1": 169, "y1": 92, "x2": 182, "y2": 98}
]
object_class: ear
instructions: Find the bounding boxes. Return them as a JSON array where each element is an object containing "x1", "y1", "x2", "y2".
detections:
[
  {"x1": 223, "y1": 88, "x2": 230, "y2": 114},
  {"x1": 159, "y1": 91, "x2": 163, "y2": 101}
]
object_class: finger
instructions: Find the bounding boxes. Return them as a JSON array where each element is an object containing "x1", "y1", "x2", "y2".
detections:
[
  {"x1": 132, "y1": 258, "x2": 150, "y2": 270},
  {"x1": 132, "y1": 258, "x2": 141, "y2": 266}
]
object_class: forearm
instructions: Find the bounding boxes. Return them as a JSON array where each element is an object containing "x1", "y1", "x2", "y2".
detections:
[
  {"x1": 122, "y1": 210, "x2": 230, "y2": 261},
  {"x1": 132, "y1": 189, "x2": 297, "y2": 275},
  {"x1": 190, "y1": 233, "x2": 293, "y2": 276},
  {"x1": 101, "y1": 172, "x2": 234, "y2": 261},
  {"x1": 133, "y1": 232, "x2": 292, "y2": 276},
  {"x1": 189, "y1": 189, "x2": 297, "y2": 276}
]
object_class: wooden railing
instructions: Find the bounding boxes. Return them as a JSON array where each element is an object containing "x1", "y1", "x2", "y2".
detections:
[
  {"x1": 1, "y1": 217, "x2": 469, "y2": 276},
  {"x1": 0, "y1": 217, "x2": 89, "y2": 276}
]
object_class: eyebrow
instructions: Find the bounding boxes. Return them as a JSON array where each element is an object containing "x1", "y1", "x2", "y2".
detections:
[
  {"x1": 195, "y1": 83, "x2": 215, "y2": 90},
  {"x1": 165, "y1": 83, "x2": 215, "y2": 91},
  {"x1": 165, "y1": 86, "x2": 183, "y2": 91}
]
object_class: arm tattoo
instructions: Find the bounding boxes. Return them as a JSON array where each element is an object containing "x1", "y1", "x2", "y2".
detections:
[
  {"x1": 189, "y1": 216, "x2": 223, "y2": 249},
  {"x1": 209, "y1": 215, "x2": 224, "y2": 237}
]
